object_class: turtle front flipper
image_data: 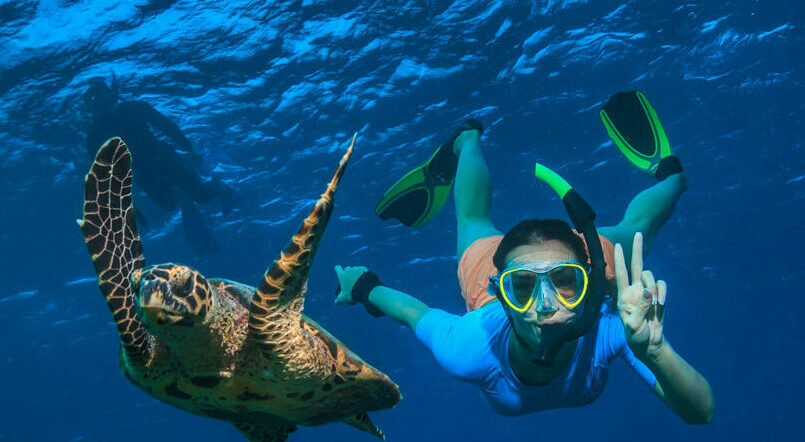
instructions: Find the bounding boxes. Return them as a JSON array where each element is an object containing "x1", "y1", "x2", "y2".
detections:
[
  {"x1": 248, "y1": 133, "x2": 356, "y2": 378},
  {"x1": 78, "y1": 137, "x2": 152, "y2": 363}
]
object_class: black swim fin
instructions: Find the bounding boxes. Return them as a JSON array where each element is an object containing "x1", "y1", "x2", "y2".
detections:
[
  {"x1": 600, "y1": 91, "x2": 682, "y2": 180},
  {"x1": 375, "y1": 119, "x2": 483, "y2": 227}
]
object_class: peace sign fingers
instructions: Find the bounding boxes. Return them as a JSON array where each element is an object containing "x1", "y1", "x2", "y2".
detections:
[
  {"x1": 631, "y1": 232, "x2": 644, "y2": 281},
  {"x1": 614, "y1": 232, "x2": 649, "y2": 324},
  {"x1": 614, "y1": 243, "x2": 630, "y2": 294},
  {"x1": 615, "y1": 232, "x2": 669, "y2": 357}
]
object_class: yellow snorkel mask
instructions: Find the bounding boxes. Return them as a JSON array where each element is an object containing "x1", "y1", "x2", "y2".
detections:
[{"x1": 491, "y1": 261, "x2": 589, "y2": 313}]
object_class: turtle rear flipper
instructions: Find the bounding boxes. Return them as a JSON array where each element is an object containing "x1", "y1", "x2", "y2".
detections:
[
  {"x1": 248, "y1": 133, "x2": 356, "y2": 377},
  {"x1": 343, "y1": 413, "x2": 385, "y2": 440},
  {"x1": 233, "y1": 422, "x2": 296, "y2": 442},
  {"x1": 79, "y1": 137, "x2": 152, "y2": 362},
  {"x1": 297, "y1": 319, "x2": 401, "y2": 431}
]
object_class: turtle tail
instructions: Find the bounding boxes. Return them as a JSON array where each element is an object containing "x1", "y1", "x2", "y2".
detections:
[{"x1": 343, "y1": 413, "x2": 385, "y2": 440}]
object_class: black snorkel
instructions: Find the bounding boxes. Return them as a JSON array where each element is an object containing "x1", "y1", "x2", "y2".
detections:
[{"x1": 529, "y1": 164, "x2": 608, "y2": 365}]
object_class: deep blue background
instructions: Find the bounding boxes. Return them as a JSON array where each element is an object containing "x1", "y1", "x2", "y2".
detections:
[{"x1": 1, "y1": 1, "x2": 802, "y2": 441}]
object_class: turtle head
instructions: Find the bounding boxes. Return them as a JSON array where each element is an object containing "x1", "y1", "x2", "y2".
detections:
[{"x1": 131, "y1": 264, "x2": 213, "y2": 330}]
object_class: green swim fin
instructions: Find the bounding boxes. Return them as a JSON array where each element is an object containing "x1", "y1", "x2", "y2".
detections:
[
  {"x1": 600, "y1": 91, "x2": 680, "y2": 179},
  {"x1": 375, "y1": 119, "x2": 483, "y2": 227}
]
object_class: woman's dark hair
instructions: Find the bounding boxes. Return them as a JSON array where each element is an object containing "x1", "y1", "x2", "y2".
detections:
[{"x1": 492, "y1": 219, "x2": 589, "y2": 272}]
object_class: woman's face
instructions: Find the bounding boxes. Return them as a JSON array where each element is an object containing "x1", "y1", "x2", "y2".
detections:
[{"x1": 501, "y1": 239, "x2": 582, "y2": 340}]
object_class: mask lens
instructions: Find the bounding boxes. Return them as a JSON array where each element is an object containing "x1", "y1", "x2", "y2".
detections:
[
  {"x1": 549, "y1": 265, "x2": 585, "y2": 305},
  {"x1": 502, "y1": 270, "x2": 537, "y2": 309}
]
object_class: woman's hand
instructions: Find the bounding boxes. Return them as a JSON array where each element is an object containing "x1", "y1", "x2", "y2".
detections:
[
  {"x1": 614, "y1": 232, "x2": 667, "y2": 362},
  {"x1": 333, "y1": 265, "x2": 369, "y2": 305}
]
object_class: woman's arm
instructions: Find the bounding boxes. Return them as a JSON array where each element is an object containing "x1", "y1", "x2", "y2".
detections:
[
  {"x1": 365, "y1": 285, "x2": 432, "y2": 330},
  {"x1": 615, "y1": 234, "x2": 714, "y2": 424},
  {"x1": 333, "y1": 266, "x2": 495, "y2": 383},
  {"x1": 334, "y1": 265, "x2": 431, "y2": 330},
  {"x1": 648, "y1": 341, "x2": 714, "y2": 424}
]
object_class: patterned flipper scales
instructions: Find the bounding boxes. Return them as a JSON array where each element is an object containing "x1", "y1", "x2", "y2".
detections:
[
  {"x1": 343, "y1": 413, "x2": 385, "y2": 440},
  {"x1": 78, "y1": 137, "x2": 151, "y2": 363},
  {"x1": 248, "y1": 133, "x2": 356, "y2": 379}
]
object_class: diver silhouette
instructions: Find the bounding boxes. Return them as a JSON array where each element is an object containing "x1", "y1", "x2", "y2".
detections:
[{"x1": 83, "y1": 77, "x2": 232, "y2": 252}]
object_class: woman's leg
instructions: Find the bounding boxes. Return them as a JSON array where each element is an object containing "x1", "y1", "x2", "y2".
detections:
[
  {"x1": 599, "y1": 173, "x2": 688, "y2": 263},
  {"x1": 454, "y1": 129, "x2": 502, "y2": 260}
]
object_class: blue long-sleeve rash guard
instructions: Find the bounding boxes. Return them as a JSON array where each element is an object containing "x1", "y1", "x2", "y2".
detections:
[{"x1": 415, "y1": 301, "x2": 656, "y2": 415}]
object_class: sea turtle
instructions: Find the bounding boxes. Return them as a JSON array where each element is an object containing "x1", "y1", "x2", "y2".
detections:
[{"x1": 78, "y1": 136, "x2": 400, "y2": 441}]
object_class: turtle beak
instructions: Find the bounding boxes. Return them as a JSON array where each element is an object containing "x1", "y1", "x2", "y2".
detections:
[{"x1": 139, "y1": 280, "x2": 167, "y2": 310}]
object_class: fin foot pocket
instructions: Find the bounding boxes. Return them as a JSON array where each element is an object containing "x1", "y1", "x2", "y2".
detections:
[{"x1": 655, "y1": 155, "x2": 684, "y2": 181}]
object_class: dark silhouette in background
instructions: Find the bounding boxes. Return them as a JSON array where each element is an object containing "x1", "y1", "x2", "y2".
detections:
[{"x1": 83, "y1": 77, "x2": 233, "y2": 252}]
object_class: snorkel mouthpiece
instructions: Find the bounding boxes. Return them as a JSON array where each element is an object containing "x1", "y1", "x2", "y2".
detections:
[
  {"x1": 530, "y1": 164, "x2": 608, "y2": 365},
  {"x1": 531, "y1": 324, "x2": 564, "y2": 365}
]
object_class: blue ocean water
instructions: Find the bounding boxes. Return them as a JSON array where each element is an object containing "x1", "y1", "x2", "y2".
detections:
[{"x1": 1, "y1": 0, "x2": 802, "y2": 440}]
